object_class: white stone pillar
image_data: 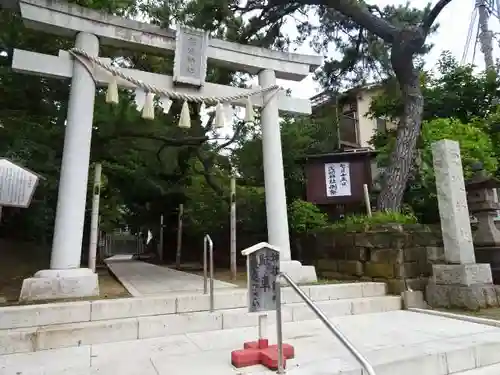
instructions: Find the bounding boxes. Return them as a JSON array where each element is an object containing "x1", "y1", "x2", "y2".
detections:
[
  {"x1": 19, "y1": 32, "x2": 100, "y2": 301},
  {"x1": 258, "y1": 69, "x2": 317, "y2": 283},
  {"x1": 258, "y1": 69, "x2": 291, "y2": 259},
  {"x1": 51, "y1": 32, "x2": 99, "y2": 269}
]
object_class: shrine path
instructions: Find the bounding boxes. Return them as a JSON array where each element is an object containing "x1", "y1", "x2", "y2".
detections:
[{"x1": 105, "y1": 256, "x2": 238, "y2": 296}]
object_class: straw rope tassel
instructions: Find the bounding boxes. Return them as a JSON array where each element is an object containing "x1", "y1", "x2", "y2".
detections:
[
  {"x1": 178, "y1": 100, "x2": 191, "y2": 128},
  {"x1": 244, "y1": 96, "x2": 255, "y2": 122},
  {"x1": 142, "y1": 92, "x2": 155, "y2": 120},
  {"x1": 105, "y1": 76, "x2": 119, "y2": 104},
  {"x1": 214, "y1": 103, "x2": 225, "y2": 128}
]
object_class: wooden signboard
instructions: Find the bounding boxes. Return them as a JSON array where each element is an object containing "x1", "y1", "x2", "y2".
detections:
[
  {"x1": 0, "y1": 158, "x2": 40, "y2": 208},
  {"x1": 304, "y1": 149, "x2": 377, "y2": 205},
  {"x1": 242, "y1": 242, "x2": 280, "y2": 313}
]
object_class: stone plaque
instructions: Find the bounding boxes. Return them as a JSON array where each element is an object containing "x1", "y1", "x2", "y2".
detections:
[
  {"x1": 0, "y1": 158, "x2": 40, "y2": 208},
  {"x1": 173, "y1": 25, "x2": 209, "y2": 87},
  {"x1": 242, "y1": 243, "x2": 280, "y2": 313}
]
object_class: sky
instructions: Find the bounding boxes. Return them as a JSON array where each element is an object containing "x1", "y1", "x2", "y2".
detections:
[{"x1": 276, "y1": 0, "x2": 500, "y2": 99}]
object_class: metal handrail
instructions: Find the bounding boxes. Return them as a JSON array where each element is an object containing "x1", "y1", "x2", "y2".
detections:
[
  {"x1": 203, "y1": 234, "x2": 214, "y2": 312},
  {"x1": 276, "y1": 273, "x2": 376, "y2": 375}
]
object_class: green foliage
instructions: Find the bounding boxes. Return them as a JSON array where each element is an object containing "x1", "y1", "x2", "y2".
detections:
[
  {"x1": 329, "y1": 211, "x2": 418, "y2": 231},
  {"x1": 370, "y1": 52, "x2": 500, "y2": 124},
  {"x1": 313, "y1": 2, "x2": 437, "y2": 90},
  {"x1": 371, "y1": 117, "x2": 497, "y2": 223},
  {"x1": 0, "y1": 0, "x2": 258, "y2": 244},
  {"x1": 368, "y1": 52, "x2": 500, "y2": 222},
  {"x1": 288, "y1": 199, "x2": 329, "y2": 234},
  {"x1": 183, "y1": 174, "x2": 267, "y2": 238},
  {"x1": 234, "y1": 115, "x2": 336, "y2": 201}
]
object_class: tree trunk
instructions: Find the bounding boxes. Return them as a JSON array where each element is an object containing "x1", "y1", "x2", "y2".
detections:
[{"x1": 377, "y1": 38, "x2": 424, "y2": 211}]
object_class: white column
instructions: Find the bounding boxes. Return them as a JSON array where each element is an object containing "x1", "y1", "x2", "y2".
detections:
[
  {"x1": 258, "y1": 69, "x2": 291, "y2": 260},
  {"x1": 51, "y1": 32, "x2": 99, "y2": 269},
  {"x1": 88, "y1": 162, "x2": 102, "y2": 272}
]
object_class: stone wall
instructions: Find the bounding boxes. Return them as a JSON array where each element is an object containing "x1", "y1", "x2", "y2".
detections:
[{"x1": 299, "y1": 224, "x2": 445, "y2": 294}]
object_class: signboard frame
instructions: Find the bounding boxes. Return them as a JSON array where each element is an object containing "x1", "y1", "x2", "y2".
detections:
[
  {"x1": 0, "y1": 158, "x2": 42, "y2": 208},
  {"x1": 242, "y1": 242, "x2": 280, "y2": 314},
  {"x1": 173, "y1": 25, "x2": 209, "y2": 87}
]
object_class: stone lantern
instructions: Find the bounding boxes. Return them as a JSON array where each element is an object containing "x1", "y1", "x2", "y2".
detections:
[{"x1": 465, "y1": 162, "x2": 500, "y2": 283}]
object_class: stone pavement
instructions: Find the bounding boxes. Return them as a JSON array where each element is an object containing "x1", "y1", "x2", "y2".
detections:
[
  {"x1": 4, "y1": 310, "x2": 500, "y2": 375},
  {"x1": 105, "y1": 257, "x2": 237, "y2": 296}
]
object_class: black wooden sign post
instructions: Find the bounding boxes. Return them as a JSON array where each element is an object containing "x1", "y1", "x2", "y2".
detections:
[{"x1": 241, "y1": 242, "x2": 280, "y2": 313}]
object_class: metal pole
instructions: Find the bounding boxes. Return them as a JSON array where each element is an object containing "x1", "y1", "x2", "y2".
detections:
[
  {"x1": 158, "y1": 214, "x2": 164, "y2": 263},
  {"x1": 279, "y1": 273, "x2": 376, "y2": 375},
  {"x1": 276, "y1": 280, "x2": 285, "y2": 374},
  {"x1": 230, "y1": 176, "x2": 237, "y2": 280},
  {"x1": 258, "y1": 314, "x2": 268, "y2": 340},
  {"x1": 208, "y1": 235, "x2": 215, "y2": 312},
  {"x1": 478, "y1": 0, "x2": 495, "y2": 69},
  {"x1": 88, "y1": 162, "x2": 101, "y2": 272},
  {"x1": 175, "y1": 203, "x2": 183, "y2": 268},
  {"x1": 203, "y1": 236, "x2": 208, "y2": 294}
]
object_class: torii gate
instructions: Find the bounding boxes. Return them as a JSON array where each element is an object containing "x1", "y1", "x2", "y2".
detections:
[{"x1": 11, "y1": 0, "x2": 322, "y2": 301}]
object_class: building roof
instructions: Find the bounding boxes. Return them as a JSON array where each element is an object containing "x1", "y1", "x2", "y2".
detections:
[{"x1": 310, "y1": 82, "x2": 385, "y2": 108}]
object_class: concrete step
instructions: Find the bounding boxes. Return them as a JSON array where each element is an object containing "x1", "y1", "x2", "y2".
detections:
[
  {"x1": 0, "y1": 295, "x2": 401, "y2": 355},
  {"x1": 452, "y1": 363, "x2": 500, "y2": 374},
  {"x1": 2, "y1": 311, "x2": 500, "y2": 375},
  {"x1": 0, "y1": 282, "x2": 387, "y2": 330}
]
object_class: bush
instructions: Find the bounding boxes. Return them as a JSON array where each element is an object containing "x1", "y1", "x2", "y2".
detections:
[
  {"x1": 329, "y1": 210, "x2": 418, "y2": 231},
  {"x1": 288, "y1": 199, "x2": 329, "y2": 234}
]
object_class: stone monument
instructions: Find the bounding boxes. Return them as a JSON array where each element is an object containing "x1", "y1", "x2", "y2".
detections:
[
  {"x1": 466, "y1": 162, "x2": 500, "y2": 284},
  {"x1": 426, "y1": 140, "x2": 498, "y2": 309}
]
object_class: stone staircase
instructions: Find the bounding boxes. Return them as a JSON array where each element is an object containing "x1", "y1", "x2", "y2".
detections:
[
  {"x1": 455, "y1": 364, "x2": 500, "y2": 374},
  {"x1": 1, "y1": 282, "x2": 500, "y2": 375},
  {"x1": 0, "y1": 283, "x2": 395, "y2": 354}
]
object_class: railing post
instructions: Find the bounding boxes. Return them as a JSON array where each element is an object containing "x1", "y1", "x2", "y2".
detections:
[
  {"x1": 203, "y1": 234, "x2": 214, "y2": 311},
  {"x1": 208, "y1": 235, "x2": 214, "y2": 312},
  {"x1": 203, "y1": 236, "x2": 208, "y2": 295},
  {"x1": 279, "y1": 272, "x2": 377, "y2": 375},
  {"x1": 276, "y1": 279, "x2": 285, "y2": 374}
]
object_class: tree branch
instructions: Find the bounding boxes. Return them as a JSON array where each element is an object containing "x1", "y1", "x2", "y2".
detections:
[
  {"x1": 297, "y1": 0, "x2": 399, "y2": 42},
  {"x1": 194, "y1": 149, "x2": 225, "y2": 197},
  {"x1": 102, "y1": 132, "x2": 209, "y2": 146},
  {"x1": 421, "y1": 0, "x2": 455, "y2": 35},
  {"x1": 214, "y1": 121, "x2": 245, "y2": 152}
]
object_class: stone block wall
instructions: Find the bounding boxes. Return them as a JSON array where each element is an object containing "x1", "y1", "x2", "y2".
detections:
[{"x1": 299, "y1": 224, "x2": 445, "y2": 295}]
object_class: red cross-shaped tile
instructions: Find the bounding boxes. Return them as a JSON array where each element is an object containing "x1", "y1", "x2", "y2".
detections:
[{"x1": 231, "y1": 339, "x2": 295, "y2": 370}]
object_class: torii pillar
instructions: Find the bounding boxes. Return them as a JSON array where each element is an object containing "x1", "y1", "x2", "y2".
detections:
[
  {"x1": 19, "y1": 32, "x2": 100, "y2": 301},
  {"x1": 259, "y1": 70, "x2": 317, "y2": 283}
]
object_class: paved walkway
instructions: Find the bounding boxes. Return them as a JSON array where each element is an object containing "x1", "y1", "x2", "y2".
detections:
[
  {"x1": 105, "y1": 256, "x2": 238, "y2": 296},
  {"x1": 5, "y1": 310, "x2": 500, "y2": 375}
]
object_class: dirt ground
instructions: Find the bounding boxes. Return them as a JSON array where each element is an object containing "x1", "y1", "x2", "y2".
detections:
[{"x1": 0, "y1": 240, "x2": 129, "y2": 306}]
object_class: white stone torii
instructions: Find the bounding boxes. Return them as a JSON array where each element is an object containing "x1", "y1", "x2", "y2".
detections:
[{"x1": 13, "y1": 0, "x2": 322, "y2": 301}]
